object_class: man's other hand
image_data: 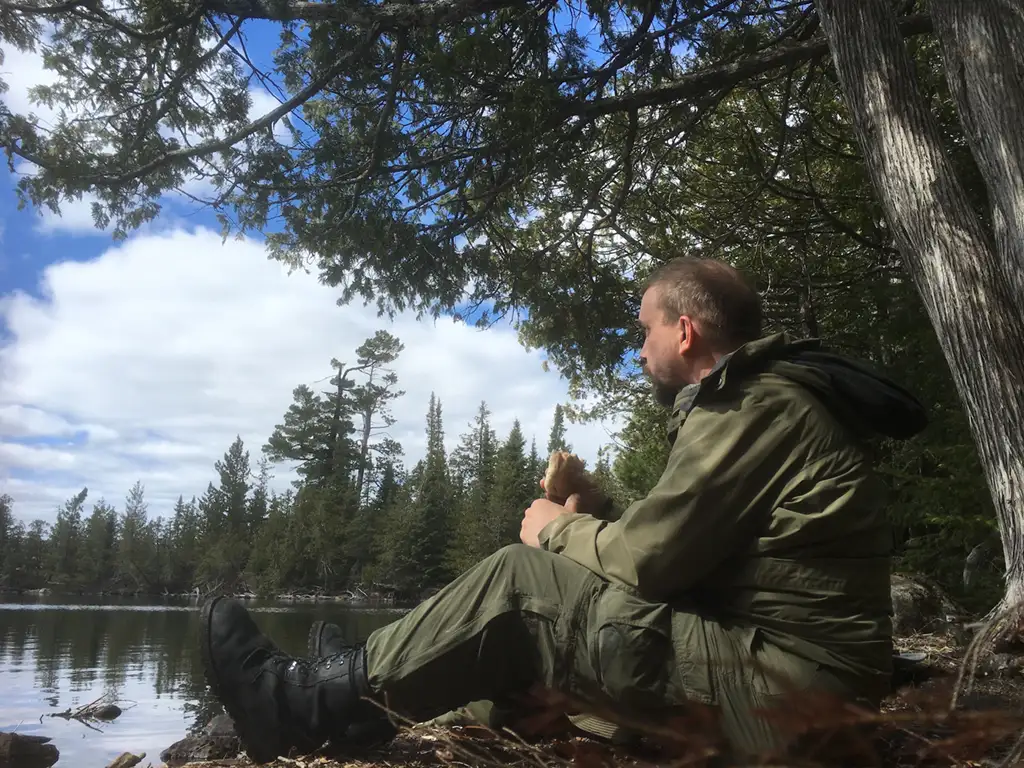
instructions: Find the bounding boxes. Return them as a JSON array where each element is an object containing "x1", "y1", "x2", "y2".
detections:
[{"x1": 520, "y1": 495, "x2": 579, "y2": 548}]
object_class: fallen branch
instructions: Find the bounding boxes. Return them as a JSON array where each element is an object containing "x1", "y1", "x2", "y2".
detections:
[{"x1": 41, "y1": 693, "x2": 134, "y2": 731}]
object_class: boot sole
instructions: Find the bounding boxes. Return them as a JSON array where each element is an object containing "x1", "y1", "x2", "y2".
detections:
[
  {"x1": 199, "y1": 596, "x2": 282, "y2": 765},
  {"x1": 306, "y1": 620, "x2": 326, "y2": 659}
]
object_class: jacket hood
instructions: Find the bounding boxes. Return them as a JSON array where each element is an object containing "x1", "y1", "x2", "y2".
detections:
[{"x1": 715, "y1": 334, "x2": 929, "y2": 441}]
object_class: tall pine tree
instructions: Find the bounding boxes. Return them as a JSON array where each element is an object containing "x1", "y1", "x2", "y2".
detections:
[
  {"x1": 49, "y1": 488, "x2": 87, "y2": 587},
  {"x1": 407, "y1": 394, "x2": 453, "y2": 587},
  {"x1": 446, "y1": 401, "x2": 499, "y2": 574},
  {"x1": 485, "y1": 421, "x2": 536, "y2": 554},
  {"x1": 117, "y1": 481, "x2": 154, "y2": 590},
  {"x1": 547, "y1": 404, "x2": 571, "y2": 455}
]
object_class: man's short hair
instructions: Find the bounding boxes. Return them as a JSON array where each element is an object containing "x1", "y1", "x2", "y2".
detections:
[{"x1": 643, "y1": 256, "x2": 763, "y2": 351}]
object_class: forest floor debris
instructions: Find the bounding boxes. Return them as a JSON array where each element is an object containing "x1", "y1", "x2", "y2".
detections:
[{"x1": 153, "y1": 628, "x2": 1024, "y2": 768}]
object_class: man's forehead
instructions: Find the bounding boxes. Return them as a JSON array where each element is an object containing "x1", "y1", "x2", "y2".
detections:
[{"x1": 638, "y1": 285, "x2": 661, "y2": 317}]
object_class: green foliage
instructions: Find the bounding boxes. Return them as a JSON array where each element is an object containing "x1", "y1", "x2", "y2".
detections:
[
  {"x1": 0, "y1": 2, "x2": 936, "y2": 396},
  {"x1": 0, "y1": 2, "x2": 1001, "y2": 605},
  {"x1": 611, "y1": 392, "x2": 672, "y2": 505},
  {"x1": 445, "y1": 401, "x2": 500, "y2": 575}
]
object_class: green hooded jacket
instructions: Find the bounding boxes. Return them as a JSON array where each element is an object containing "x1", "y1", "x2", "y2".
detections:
[{"x1": 538, "y1": 333, "x2": 927, "y2": 736}]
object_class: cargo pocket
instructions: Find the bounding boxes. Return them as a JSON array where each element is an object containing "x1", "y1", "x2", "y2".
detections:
[
  {"x1": 669, "y1": 609, "x2": 719, "y2": 705},
  {"x1": 587, "y1": 587, "x2": 679, "y2": 711}
]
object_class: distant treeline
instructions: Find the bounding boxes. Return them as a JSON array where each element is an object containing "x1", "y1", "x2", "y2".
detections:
[{"x1": 0, "y1": 331, "x2": 633, "y2": 599}]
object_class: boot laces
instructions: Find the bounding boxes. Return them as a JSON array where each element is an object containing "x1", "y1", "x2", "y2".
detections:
[{"x1": 293, "y1": 649, "x2": 350, "y2": 675}]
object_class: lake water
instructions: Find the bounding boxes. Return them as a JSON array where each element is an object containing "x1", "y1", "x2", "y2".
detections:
[{"x1": 0, "y1": 596, "x2": 406, "y2": 767}]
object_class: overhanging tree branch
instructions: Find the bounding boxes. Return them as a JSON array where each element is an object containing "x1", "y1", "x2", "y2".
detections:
[
  {"x1": 0, "y1": 0, "x2": 535, "y2": 26},
  {"x1": 5, "y1": 25, "x2": 382, "y2": 185},
  {"x1": 566, "y1": 12, "x2": 933, "y2": 119}
]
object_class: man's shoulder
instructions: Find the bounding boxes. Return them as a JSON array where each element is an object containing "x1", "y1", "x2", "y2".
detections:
[
  {"x1": 704, "y1": 369, "x2": 827, "y2": 417},
  {"x1": 692, "y1": 369, "x2": 860, "y2": 448}
]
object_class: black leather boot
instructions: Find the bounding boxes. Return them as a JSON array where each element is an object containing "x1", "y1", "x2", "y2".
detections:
[
  {"x1": 200, "y1": 597, "x2": 383, "y2": 764},
  {"x1": 307, "y1": 620, "x2": 345, "y2": 658},
  {"x1": 306, "y1": 619, "x2": 398, "y2": 747}
]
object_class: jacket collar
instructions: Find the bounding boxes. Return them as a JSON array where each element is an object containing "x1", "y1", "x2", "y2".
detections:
[{"x1": 665, "y1": 332, "x2": 820, "y2": 443}]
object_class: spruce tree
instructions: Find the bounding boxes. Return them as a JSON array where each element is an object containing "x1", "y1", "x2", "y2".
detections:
[
  {"x1": 409, "y1": 393, "x2": 453, "y2": 587},
  {"x1": 547, "y1": 404, "x2": 571, "y2": 455},
  {"x1": 446, "y1": 401, "x2": 499, "y2": 573}
]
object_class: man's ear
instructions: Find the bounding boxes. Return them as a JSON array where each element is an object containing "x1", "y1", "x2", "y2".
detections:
[{"x1": 678, "y1": 315, "x2": 696, "y2": 354}]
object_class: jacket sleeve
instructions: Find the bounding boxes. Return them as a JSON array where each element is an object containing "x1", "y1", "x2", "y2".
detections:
[{"x1": 537, "y1": 396, "x2": 802, "y2": 602}]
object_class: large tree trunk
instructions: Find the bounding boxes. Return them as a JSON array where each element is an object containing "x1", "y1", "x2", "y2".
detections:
[
  {"x1": 927, "y1": 0, "x2": 1024, "y2": 603},
  {"x1": 814, "y1": 0, "x2": 1024, "y2": 608}
]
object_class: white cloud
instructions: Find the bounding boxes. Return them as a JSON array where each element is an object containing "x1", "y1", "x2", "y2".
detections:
[
  {"x1": 31, "y1": 193, "x2": 113, "y2": 236},
  {"x1": 0, "y1": 42, "x2": 59, "y2": 124},
  {"x1": 0, "y1": 226, "x2": 623, "y2": 524},
  {"x1": 247, "y1": 88, "x2": 295, "y2": 145}
]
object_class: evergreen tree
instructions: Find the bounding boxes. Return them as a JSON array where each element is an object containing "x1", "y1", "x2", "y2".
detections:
[
  {"x1": 485, "y1": 421, "x2": 535, "y2": 554},
  {"x1": 22, "y1": 520, "x2": 50, "y2": 589},
  {"x1": 196, "y1": 437, "x2": 253, "y2": 590},
  {"x1": 591, "y1": 446, "x2": 627, "y2": 518},
  {"x1": 217, "y1": 436, "x2": 252, "y2": 536},
  {"x1": 81, "y1": 499, "x2": 117, "y2": 588},
  {"x1": 248, "y1": 456, "x2": 272, "y2": 538},
  {"x1": 3, "y1": 520, "x2": 27, "y2": 589},
  {"x1": 168, "y1": 496, "x2": 201, "y2": 592},
  {"x1": 547, "y1": 404, "x2": 571, "y2": 455},
  {"x1": 407, "y1": 394, "x2": 452, "y2": 587},
  {"x1": 247, "y1": 491, "x2": 294, "y2": 596},
  {"x1": 372, "y1": 479, "x2": 419, "y2": 594},
  {"x1": 345, "y1": 439, "x2": 404, "y2": 583},
  {"x1": 527, "y1": 437, "x2": 544, "y2": 496},
  {"x1": 446, "y1": 402, "x2": 499, "y2": 573},
  {"x1": 612, "y1": 394, "x2": 673, "y2": 505},
  {"x1": 349, "y1": 330, "x2": 405, "y2": 505},
  {"x1": 0, "y1": 494, "x2": 15, "y2": 587},
  {"x1": 117, "y1": 481, "x2": 154, "y2": 590},
  {"x1": 49, "y1": 487, "x2": 87, "y2": 586},
  {"x1": 263, "y1": 384, "x2": 335, "y2": 485}
]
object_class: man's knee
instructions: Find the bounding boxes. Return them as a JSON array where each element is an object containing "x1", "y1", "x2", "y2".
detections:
[
  {"x1": 478, "y1": 543, "x2": 596, "y2": 587},
  {"x1": 484, "y1": 543, "x2": 552, "y2": 570},
  {"x1": 468, "y1": 544, "x2": 608, "y2": 624}
]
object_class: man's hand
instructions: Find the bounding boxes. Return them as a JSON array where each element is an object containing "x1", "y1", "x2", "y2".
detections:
[{"x1": 520, "y1": 495, "x2": 579, "y2": 548}]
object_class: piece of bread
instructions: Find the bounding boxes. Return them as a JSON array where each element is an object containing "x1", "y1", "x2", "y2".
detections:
[{"x1": 543, "y1": 451, "x2": 614, "y2": 519}]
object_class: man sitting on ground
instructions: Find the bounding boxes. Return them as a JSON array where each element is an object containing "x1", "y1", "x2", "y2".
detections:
[{"x1": 198, "y1": 256, "x2": 926, "y2": 764}]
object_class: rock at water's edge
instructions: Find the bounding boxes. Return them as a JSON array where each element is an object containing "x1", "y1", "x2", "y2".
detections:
[
  {"x1": 0, "y1": 732, "x2": 59, "y2": 768},
  {"x1": 160, "y1": 714, "x2": 240, "y2": 765},
  {"x1": 106, "y1": 752, "x2": 145, "y2": 768}
]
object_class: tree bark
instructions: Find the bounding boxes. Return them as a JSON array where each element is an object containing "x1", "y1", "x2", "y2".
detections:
[
  {"x1": 814, "y1": 0, "x2": 1024, "y2": 607},
  {"x1": 928, "y1": 0, "x2": 1024, "y2": 604}
]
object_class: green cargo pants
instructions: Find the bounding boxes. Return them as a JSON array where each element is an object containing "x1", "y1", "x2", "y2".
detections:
[
  {"x1": 366, "y1": 543, "x2": 685, "y2": 723},
  {"x1": 363, "y1": 544, "x2": 847, "y2": 758}
]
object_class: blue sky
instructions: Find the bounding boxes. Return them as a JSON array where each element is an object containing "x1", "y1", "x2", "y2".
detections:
[{"x1": 0, "y1": 17, "x2": 631, "y2": 526}]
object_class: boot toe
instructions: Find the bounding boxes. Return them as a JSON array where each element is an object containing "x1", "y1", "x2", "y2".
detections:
[{"x1": 200, "y1": 596, "x2": 288, "y2": 764}]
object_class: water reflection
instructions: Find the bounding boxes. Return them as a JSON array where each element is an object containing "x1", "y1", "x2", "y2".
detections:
[{"x1": 0, "y1": 596, "x2": 404, "y2": 767}]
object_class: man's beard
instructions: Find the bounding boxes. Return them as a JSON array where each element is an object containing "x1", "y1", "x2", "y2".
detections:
[{"x1": 651, "y1": 375, "x2": 682, "y2": 407}]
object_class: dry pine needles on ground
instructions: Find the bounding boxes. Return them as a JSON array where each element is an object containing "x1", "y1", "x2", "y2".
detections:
[{"x1": 164, "y1": 640, "x2": 1024, "y2": 768}]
